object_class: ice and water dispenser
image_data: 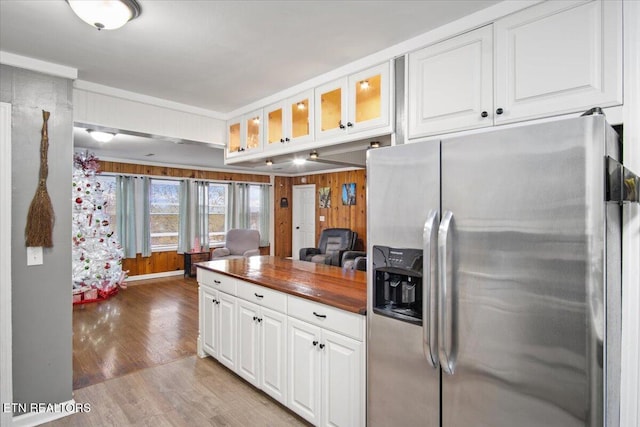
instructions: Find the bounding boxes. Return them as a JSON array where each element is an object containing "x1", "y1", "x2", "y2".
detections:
[{"x1": 372, "y1": 245, "x2": 423, "y2": 325}]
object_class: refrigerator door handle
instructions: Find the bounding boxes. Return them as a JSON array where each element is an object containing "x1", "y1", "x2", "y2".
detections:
[
  {"x1": 422, "y1": 210, "x2": 439, "y2": 368},
  {"x1": 438, "y1": 210, "x2": 455, "y2": 375}
]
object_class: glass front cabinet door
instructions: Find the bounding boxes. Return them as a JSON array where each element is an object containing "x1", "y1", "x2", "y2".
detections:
[
  {"x1": 226, "y1": 109, "x2": 263, "y2": 159},
  {"x1": 264, "y1": 90, "x2": 314, "y2": 153},
  {"x1": 315, "y1": 62, "x2": 390, "y2": 140}
]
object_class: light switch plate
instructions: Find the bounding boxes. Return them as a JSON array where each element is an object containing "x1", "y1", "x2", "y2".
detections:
[
  {"x1": 27, "y1": 246, "x2": 43, "y2": 266},
  {"x1": 319, "y1": 215, "x2": 325, "y2": 222}
]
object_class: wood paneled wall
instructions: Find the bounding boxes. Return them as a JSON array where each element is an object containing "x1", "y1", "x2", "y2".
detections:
[
  {"x1": 274, "y1": 169, "x2": 367, "y2": 258},
  {"x1": 101, "y1": 161, "x2": 270, "y2": 276},
  {"x1": 100, "y1": 161, "x2": 270, "y2": 183}
]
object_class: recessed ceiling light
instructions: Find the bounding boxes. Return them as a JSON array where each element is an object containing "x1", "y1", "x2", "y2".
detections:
[
  {"x1": 144, "y1": 153, "x2": 155, "y2": 157},
  {"x1": 87, "y1": 129, "x2": 116, "y2": 143}
]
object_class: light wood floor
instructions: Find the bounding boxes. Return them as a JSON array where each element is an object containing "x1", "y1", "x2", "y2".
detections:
[{"x1": 53, "y1": 276, "x2": 308, "y2": 426}]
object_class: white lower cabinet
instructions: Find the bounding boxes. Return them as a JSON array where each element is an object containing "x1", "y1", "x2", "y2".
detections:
[
  {"x1": 237, "y1": 298, "x2": 287, "y2": 405},
  {"x1": 200, "y1": 274, "x2": 364, "y2": 427},
  {"x1": 287, "y1": 318, "x2": 364, "y2": 427},
  {"x1": 199, "y1": 285, "x2": 237, "y2": 371}
]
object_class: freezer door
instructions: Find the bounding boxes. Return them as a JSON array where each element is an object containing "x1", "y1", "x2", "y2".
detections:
[
  {"x1": 440, "y1": 116, "x2": 612, "y2": 427},
  {"x1": 367, "y1": 141, "x2": 440, "y2": 426}
]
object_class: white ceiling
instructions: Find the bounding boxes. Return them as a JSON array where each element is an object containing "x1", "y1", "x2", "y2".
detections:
[{"x1": 1, "y1": 0, "x2": 499, "y2": 172}]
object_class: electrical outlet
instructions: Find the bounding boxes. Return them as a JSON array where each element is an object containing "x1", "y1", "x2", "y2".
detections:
[{"x1": 27, "y1": 246, "x2": 43, "y2": 266}]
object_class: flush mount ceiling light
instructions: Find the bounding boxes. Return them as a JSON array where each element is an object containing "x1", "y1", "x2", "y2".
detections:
[
  {"x1": 87, "y1": 129, "x2": 116, "y2": 143},
  {"x1": 67, "y1": 0, "x2": 141, "y2": 30}
]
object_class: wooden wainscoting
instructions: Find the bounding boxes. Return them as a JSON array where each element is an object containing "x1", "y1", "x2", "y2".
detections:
[{"x1": 121, "y1": 251, "x2": 183, "y2": 277}]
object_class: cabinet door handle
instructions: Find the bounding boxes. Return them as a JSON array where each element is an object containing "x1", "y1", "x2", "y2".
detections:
[
  {"x1": 481, "y1": 111, "x2": 488, "y2": 118},
  {"x1": 496, "y1": 108, "x2": 504, "y2": 115},
  {"x1": 254, "y1": 293, "x2": 264, "y2": 299},
  {"x1": 346, "y1": 121, "x2": 353, "y2": 127},
  {"x1": 313, "y1": 312, "x2": 327, "y2": 319},
  {"x1": 312, "y1": 340, "x2": 318, "y2": 346},
  {"x1": 319, "y1": 343, "x2": 325, "y2": 349},
  {"x1": 339, "y1": 121, "x2": 345, "y2": 129},
  {"x1": 214, "y1": 280, "x2": 221, "y2": 284},
  {"x1": 257, "y1": 318, "x2": 262, "y2": 323}
]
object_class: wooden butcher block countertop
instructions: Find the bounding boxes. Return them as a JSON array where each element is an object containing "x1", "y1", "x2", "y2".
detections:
[{"x1": 196, "y1": 256, "x2": 367, "y2": 315}]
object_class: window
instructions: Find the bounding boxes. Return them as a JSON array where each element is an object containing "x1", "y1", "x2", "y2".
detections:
[
  {"x1": 150, "y1": 179, "x2": 180, "y2": 250},
  {"x1": 249, "y1": 184, "x2": 263, "y2": 230},
  {"x1": 208, "y1": 183, "x2": 228, "y2": 245},
  {"x1": 95, "y1": 174, "x2": 117, "y2": 230}
]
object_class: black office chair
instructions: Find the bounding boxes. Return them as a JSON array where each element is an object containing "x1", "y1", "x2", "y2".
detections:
[{"x1": 300, "y1": 228, "x2": 357, "y2": 267}]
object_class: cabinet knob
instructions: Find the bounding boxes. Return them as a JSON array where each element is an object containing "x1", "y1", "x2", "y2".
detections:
[
  {"x1": 339, "y1": 121, "x2": 345, "y2": 130},
  {"x1": 239, "y1": 147, "x2": 245, "y2": 152},
  {"x1": 285, "y1": 137, "x2": 290, "y2": 142},
  {"x1": 280, "y1": 138, "x2": 285, "y2": 143},
  {"x1": 319, "y1": 343, "x2": 325, "y2": 349},
  {"x1": 481, "y1": 111, "x2": 488, "y2": 118},
  {"x1": 253, "y1": 316, "x2": 257, "y2": 321},
  {"x1": 257, "y1": 318, "x2": 262, "y2": 323},
  {"x1": 215, "y1": 300, "x2": 220, "y2": 305},
  {"x1": 296, "y1": 226, "x2": 300, "y2": 230},
  {"x1": 312, "y1": 340, "x2": 318, "y2": 346},
  {"x1": 347, "y1": 122, "x2": 353, "y2": 127},
  {"x1": 496, "y1": 108, "x2": 504, "y2": 115}
]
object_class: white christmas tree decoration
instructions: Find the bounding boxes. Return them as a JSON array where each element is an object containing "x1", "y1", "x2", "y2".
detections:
[{"x1": 72, "y1": 151, "x2": 126, "y2": 304}]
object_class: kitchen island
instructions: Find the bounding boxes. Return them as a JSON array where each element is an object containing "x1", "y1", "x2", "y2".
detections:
[{"x1": 196, "y1": 256, "x2": 366, "y2": 427}]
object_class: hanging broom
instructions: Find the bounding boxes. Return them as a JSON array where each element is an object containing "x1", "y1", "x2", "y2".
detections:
[{"x1": 25, "y1": 110, "x2": 55, "y2": 248}]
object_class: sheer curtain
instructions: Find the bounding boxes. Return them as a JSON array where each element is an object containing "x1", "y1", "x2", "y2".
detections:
[
  {"x1": 115, "y1": 176, "x2": 137, "y2": 258},
  {"x1": 139, "y1": 177, "x2": 151, "y2": 257},
  {"x1": 228, "y1": 182, "x2": 270, "y2": 247},
  {"x1": 178, "y1": 180, "x2": 209, "y2": 253}
]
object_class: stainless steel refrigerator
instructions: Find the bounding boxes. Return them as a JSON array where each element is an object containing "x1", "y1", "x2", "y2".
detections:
[{"x1": 366, "y1": 114, "x2": 623, "y2": 426}]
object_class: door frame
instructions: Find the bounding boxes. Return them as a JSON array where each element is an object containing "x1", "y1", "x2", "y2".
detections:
[
  {"x1": 292, "y1": 184, "x2": 316, "y2": 260},
  {"x1": 1, "y1": 102, "x2": 13, "y2": 426}
]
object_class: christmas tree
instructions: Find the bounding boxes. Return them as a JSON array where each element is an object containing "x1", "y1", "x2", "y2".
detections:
[{"x1": 72, "y1": 151, "x2": 126, "y2": 304}]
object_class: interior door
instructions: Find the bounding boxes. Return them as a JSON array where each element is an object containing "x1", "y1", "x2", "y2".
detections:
[
  {"x1": 292, "y1": 184, "x2": 316, "y2": 260},
  {"x1": 440, "y1": 117, "x2": 605, "y2": 426}
]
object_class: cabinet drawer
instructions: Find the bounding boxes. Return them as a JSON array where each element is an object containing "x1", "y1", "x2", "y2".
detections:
[
  {"x1": 237, "y1": 280, "x2": 287, "y2": 314},
  {"x1": 287, "y1": 295, "x2": 364, "y2": 341},
  {"x1": 197, "y1": 269, "x2": 236, "y2": 295}
]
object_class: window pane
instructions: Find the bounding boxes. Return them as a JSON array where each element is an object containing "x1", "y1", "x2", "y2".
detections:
[
  {"x1": 208, "y1": 184, "x2": 227, "y2": 244},
  {"x1": 249, "y1": 185, "x2": 261, "y2": 231},
  {"x1": 95, "y1": 175, "x2": 117, "y2": 230},
  {"x1": 150, "y1": 179, "x2": 180, "y2": 249}
]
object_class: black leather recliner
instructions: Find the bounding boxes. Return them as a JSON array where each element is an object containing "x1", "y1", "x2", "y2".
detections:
[
  {"x1": 299, "y1": 228, "x2": 357, "y2": 267},
  {"x1": 342, "y1": 251, "x2": 367, "y2": 271}
]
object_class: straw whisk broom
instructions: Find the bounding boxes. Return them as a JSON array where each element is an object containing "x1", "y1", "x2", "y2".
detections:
[{"x1": 25, "y1": 110, "x2": 55, "y2": 247}]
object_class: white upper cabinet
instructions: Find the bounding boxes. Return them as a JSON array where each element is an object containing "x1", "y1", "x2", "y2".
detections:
[
  {"x1": 226, "y1": 109, "x2": 263, "y2": 159},
  {"x1": 407, "y1": 0, "x2": 622, "y2": 138},
  {"x1": 408, "y1": 25, "x2": 493, "y2": 137},
  {"x1": 493, "y1": 0, "x2": 622, "y2": 124},
  {"x1": 315, "y1": 62, "x2": 391, "y2": 140},
  {"x1": 264, "y1": 90, "x2": 314, "y2": 154}
]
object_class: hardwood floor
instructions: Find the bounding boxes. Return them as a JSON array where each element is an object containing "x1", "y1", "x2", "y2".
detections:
[
  {"x1": 45, "y1": 356, "x2": 307, "y2": 426},
  {"x1": 61, "y1": 275, "x2": 308, "y2": 426},
  {"x1": 72, "y1": 276, "x2": 199, "y2": 390}
]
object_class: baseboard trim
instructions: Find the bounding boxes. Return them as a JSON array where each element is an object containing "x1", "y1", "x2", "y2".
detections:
[
  {"x1": 126, "y1": 270, "x2": 185, "y2": 283},
  {"x1": 12, "y1": 399, "x2": 77, "y2": 427}
]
